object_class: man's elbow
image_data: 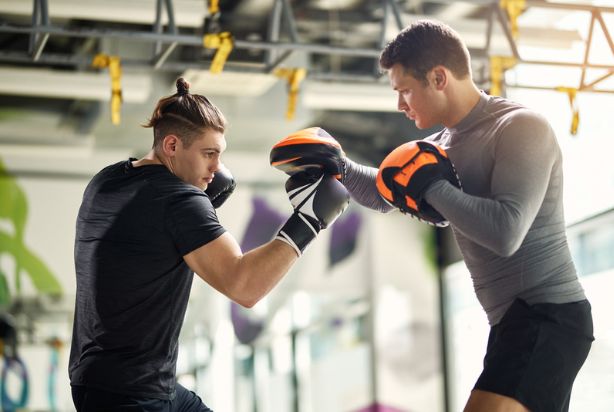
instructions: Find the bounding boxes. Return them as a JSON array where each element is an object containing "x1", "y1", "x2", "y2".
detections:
[
  {"x1": 489, "y1": 206, "x2": 526, "y2": 257},
  {"x1": 492, "y1": 235, "x2": 523, "y2": 257},
  {"x1": 234, "y1": 294, "x2": 260, "y2": 309},
  {"x1": 227, "y1": 274, "x2": 264, "y2": 309}
]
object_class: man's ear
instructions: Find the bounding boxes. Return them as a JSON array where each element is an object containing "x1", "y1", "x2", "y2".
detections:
[
  {"x1": 161, "y1": 134, "x2": 179, "y2": 156},
  {"x1": 430, "y1": 66, "x2": 448, "y2": 90}
]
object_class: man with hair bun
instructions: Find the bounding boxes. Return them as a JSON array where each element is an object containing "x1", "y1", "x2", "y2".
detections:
[{"x1": 69, "y1": 78, "x2": 350, "y2": 411}]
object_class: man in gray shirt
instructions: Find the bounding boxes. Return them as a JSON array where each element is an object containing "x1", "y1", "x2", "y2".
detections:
[{"x1": 270, "y1": 19, "x2": 593, "y2": 412}]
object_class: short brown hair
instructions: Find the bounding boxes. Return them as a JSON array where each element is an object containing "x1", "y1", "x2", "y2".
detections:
[
  {"x1": 379, "y1": 20, "x2": 471, "y2": 84},
  {"x1": 143, "y1": 78, "x2": 227, "y2": 149}
]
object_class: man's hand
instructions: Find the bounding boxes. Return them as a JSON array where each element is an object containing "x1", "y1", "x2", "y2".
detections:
[
  {"x1": 276, "y1": 172, "x2": 350, "y2": 255},
  {"x1": 376, "y1": 140, "x2": 461, "y2": 227}
]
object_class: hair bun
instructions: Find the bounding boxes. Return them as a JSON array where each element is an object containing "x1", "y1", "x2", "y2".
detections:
[{"x1": 176, "y1": 78, "x2": 190, "y2": 96}]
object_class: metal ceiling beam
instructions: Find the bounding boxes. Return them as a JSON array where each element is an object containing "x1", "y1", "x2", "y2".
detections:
[
  {"x1": 2, "y1": 23, "x2": 612, "y2": 69},
  {"x1": 28, "y1": 0, "x2": 49, "y2": 61},
  {"x1": 595, "y1": 11, "x2": 614, "y2": 57},
  {"x1": 0, "y1": 0, "x2": 612, "y2": 93},
  {"x1": 506, "y1": 84, "x2": 613, "y2": 94},
  {"x1": 281, "y1": 0, "x2": 299, "y2": 42},
  {"x1": 386, "y1": 0, "x2": 405, "y2": 32},
  {"x1": 425, "y1": 0, "x2": 614, "y2": 14},
  {"x1": 474, "y1": 1, "x2": 614, "y2": 94},
  {"x1": 583, "y1": 71, "x2": 613, "y2": 90},
  {"x1": 491, "y1": 2, "x2": 520, "y2": 59},
  {"x1": 263, "y1": 0, "x2": 301, "y2": 73},
  {"x1": 152, "y1": 0, "x2": 178, "y2": 69},
  {"x1": 0, "y1": 24, "x2": 384, "y2": 58},
  {"x1": 265, "y1": 0, "x2": 283, "y2": 67},
  {"x1": 526, "y1": 0, "x2": 614, "y2": 13}
]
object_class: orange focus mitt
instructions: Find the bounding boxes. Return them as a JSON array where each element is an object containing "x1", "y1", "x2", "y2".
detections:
[
  {"x1": 269, "y1": 127, "x2": 345, "y2": 180},
  {"x1": 376, "y1": 140, "x2": 461, "y2": 227}
]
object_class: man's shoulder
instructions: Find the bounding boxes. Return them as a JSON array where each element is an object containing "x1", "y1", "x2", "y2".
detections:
[
  {"x1": 491, "y1": 103, "x2": 556, "y2": 150},
  {"x1": 485, "y1": 96, "x2": 549, "y2": 130},
  {"x1": 85, "y1": 160, "x2": 130, "y2": 192},
  {"x1": 486, "y1": 95, "x2": 527, "y2": 117},
  {"x1": 93, "y1": 159, "x2": 130, "y2": 177},
  {"x1": 488, "y1": 95, "x2": 544, "y2": 118}
]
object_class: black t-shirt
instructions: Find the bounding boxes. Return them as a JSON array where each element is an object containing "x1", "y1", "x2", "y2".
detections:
[{"x1": 69, "y1": 159, "x2": 226, "y2": 399}]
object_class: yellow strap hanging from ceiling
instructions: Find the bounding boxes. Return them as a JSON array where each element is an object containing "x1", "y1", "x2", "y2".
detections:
[
  {"x1": 489, "y1": 56, "x2": 517, "y2": 97},
  {"x1": 203, "y1": 32, "x2": 234, "y2": 74},
  {"x1": 500, "y1": 0, "x2": 526, "y2": 39},
  {"x1": 274, "y1": 68, "x2": 307, "y2": 120},
  {"x1": 556, "y1": 87, "x2": 580, "y2": 136},
  {"x1": 92, "y1": 53, "x2": 122, "y2": 125},
  {"x1": 208, "y1": 0, "x2": 220, "y2": 15}
]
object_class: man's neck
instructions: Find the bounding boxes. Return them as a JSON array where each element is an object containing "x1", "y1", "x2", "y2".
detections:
[
  {"x1": 132, "y1": 150, "x2": 163, "y2": 167},
  {"x1": 443, "y1": 80, "x2": 481, "y2": 129}
]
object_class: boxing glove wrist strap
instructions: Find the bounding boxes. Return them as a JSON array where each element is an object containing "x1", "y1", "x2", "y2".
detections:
[{"x1": 275, "y1": 212, "x2": 319, "y2": 256}]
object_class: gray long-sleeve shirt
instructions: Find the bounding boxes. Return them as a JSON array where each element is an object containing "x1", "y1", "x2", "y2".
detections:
[{"x1": 346, "y1": 91, "x2": 586, "y2": 325}]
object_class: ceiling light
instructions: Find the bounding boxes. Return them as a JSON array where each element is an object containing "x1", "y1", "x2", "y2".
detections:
[
  {"x1": 303, "y1": 81, "x2": 397, "y2": 112},
  {"x1": 180, "y1": 69, "x2": 279, "y2": 97},
  {"x1": 0, "y1": 67, "x2": 151, "y2": 102},
  {"x1": 0, "y1": 0, "x2": 207, "y2": 27}
]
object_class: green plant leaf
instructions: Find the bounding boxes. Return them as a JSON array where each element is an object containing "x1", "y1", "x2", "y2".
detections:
[
  {"x1": 0, "y1": 160, "x2": 28, "y2": 240},
  {"x1": 0, "y1": 269, "x2": 10, "y2": 306},
  {"x1": 0, "y1": 231, "x2": 63, "y2": 296}
]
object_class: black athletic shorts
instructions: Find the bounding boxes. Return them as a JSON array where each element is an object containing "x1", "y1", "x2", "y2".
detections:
[
  {"x1": 71, "y1": 383, "x2": 213, "y2": 412},
  {"x1": 474, "y1": 298, "x2": 593, "y2": 412}
]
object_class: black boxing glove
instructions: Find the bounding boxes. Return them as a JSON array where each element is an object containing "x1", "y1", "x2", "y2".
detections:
[
  {"x1": 205, "y1": 164, "x2": 236, "y2": 208},
  {"x1": 276, "y1": 172, "x2": 350, "y2": 256}
]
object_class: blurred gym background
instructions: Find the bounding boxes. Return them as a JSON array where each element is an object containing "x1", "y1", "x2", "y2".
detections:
[{"x1": 0, "y1": 0, "x2": 612, "y2": 411}]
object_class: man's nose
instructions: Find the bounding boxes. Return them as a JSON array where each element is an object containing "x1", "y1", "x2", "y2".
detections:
[{"x1": 397, "y1": 93, "x2": 408, "y2": 111}]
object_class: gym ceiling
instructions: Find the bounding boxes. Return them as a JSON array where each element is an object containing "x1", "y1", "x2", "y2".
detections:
[{"x1": 0, "y1": 0, "x2": 612, "y2": 166}]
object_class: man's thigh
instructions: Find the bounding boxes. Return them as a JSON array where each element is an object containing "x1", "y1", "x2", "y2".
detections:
[
  {"x1": 464, "y1": 389, "x2": 530, "y2": 412},
  {"x1": 473, "y1": 299, "x2": 593, "y2": 412}
]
